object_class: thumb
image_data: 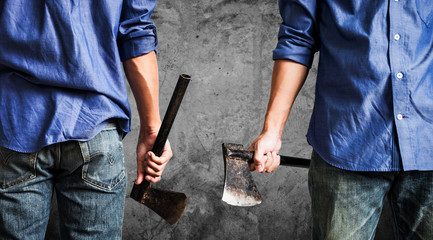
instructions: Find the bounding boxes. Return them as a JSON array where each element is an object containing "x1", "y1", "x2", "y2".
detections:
[{"x1": 254, "y1": 145, "x2": 266, "y2": 172}]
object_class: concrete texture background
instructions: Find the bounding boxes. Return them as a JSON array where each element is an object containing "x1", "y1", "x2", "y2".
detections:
[{"x1": 46, "y1": 0, "x2": 393, "y2": 239}]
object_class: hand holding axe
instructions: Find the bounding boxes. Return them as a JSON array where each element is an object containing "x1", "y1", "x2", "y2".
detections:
[
  {"x1": 222, "y1": 143, "x2": 310, "y2": 207},
  {"x1": 130, "y1": 74, "x2": 190, "y2": 224}
]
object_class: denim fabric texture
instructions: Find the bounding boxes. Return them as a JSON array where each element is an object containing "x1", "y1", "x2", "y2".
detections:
[
  {"x1": 309, "y1": 151, "x2": 433, "y2": 240},
  {"x1": 0, "y1": 123, "x2": 126, "y2": 240}
]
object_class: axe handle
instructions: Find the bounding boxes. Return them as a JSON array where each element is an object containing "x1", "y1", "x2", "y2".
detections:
[
  {"x1": 151, "y1": 74, "x2": 191, "y2": 156},
  {"x1": 131, "y1": 74, "x2": 191, "y2": 199},
  {"x1": 228, "y1": 149, "x2": 310, "y2": 168},
  {"x1": 279, "y1": 155, "x2": 310, "y2": 168}
]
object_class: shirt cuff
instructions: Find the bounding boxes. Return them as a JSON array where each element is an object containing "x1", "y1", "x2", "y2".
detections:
[
  {"x1": 272, "y1": 23, "x2": 317, "y2": 68},
  {"x1": 118, "y1": 29, "x2": 158, "y2": 61},
  {"x1": 272, "y1": 43, "x2": 315, "y2": 68}
]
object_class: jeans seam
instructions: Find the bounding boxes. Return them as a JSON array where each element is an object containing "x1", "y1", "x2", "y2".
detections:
[
  {"x1": 83, "y1": 170, "x2": 125, "y2": 191},
  {"x1": 389, "y1": 194, "x2": 401, "y2": 240},
  {"x1": 56, "y1": 143, "x2": 61, "y2": 170}
]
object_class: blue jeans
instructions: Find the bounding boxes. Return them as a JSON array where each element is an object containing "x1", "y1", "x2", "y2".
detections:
[
  {"x1": 309, "y1": 151, "x2": 433, "y2": 240},
  {"x1": 0, "y1": 123, "x2": 127, "y2": 240}
]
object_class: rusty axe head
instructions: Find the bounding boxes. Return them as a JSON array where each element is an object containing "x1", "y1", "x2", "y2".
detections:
[
  {"x1": 222, "y1": 143, "x2": 262, "y2": 206},
  {"x1": 130, "y1": 181, "x2": 187, "y2": 224}
]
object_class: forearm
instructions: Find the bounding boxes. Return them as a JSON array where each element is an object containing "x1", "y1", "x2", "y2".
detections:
[
  {"x1": 123, "y1": 51, "x2": 173, "y2": 183},
  {"x1": 262, "y1": 59, "x2": 309, "y2": 137},
  {"x1": 123, "y1": 51, "x2": 161, "y2": 132}
]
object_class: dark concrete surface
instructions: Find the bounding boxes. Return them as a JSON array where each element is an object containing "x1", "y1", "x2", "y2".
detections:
[{"x1": 45, "y1": 0, "x2": 394, "y2": 239}]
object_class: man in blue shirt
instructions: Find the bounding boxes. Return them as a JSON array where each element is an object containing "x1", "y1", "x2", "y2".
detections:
[
  {"x1": 249, "y1": 0, "x2": 433, "y2": 238},
  {"x1": 0, "y1": 1, "x2": 172, "y2": 239}
]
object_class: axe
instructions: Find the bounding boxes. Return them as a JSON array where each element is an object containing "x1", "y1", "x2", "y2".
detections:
[
  {"x1": 130, "y1": 74, "x2": 191, "y2": 224},
  {"x1": 222, "y1": 143, "x2": 310, "y2": 207}
]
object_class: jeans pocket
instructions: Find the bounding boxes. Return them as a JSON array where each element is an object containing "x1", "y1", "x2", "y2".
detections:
[
  {"x1": 79, "y1": 128, "x2": 126, "y2": 191},
  {"x1": 0, "y1": 146, "x2": 37, "y2": 189},
  {"x1": 416, "y1": 0, "x2": 433, "y2": 27}
]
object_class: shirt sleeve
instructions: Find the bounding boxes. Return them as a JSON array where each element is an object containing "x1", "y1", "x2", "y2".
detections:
[
  {"x1": 273, "y1": 0, "x2": 319, "y2": 68},
  {"x1": 117, "y1": 0, "x2": 158, "y2": 61}
]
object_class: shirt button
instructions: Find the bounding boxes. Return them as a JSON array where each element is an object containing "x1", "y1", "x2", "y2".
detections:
[
  {"x1": 396, "y1": 72, "x2": 403, "y2": 79},
  {"x1": 397, "y1": 114, "x2": 403, "y2": 120},
  {"x1": 394, "y1": 34, "x2": 400, "y2": 40}
]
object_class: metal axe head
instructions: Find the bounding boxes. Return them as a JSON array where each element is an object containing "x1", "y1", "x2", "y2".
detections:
[
  {"x1": 222, "y1": 143, "x2": 262, "y2": 206},
  {"x1": 130, "y1": 181, "x2": 187, "y2": 224}
]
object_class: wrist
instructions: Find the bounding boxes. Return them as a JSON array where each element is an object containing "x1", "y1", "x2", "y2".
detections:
[
  {"x1": 260, "y1": 128, "x2": 282, "y2": 140},
  {"x1": 262, "y1": 116, "x2": 285, "y2": 138},
  {"x1": 139, "y1": 120, "x2": 162, "y2": 136}
]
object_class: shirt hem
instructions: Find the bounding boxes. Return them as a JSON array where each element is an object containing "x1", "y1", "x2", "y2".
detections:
[
  {"x1": 0, "y1": 118, "x2": 130, "y2": 153},
  {"x1": 307, "y1": 135, "x2": 431, "y2": 172}
]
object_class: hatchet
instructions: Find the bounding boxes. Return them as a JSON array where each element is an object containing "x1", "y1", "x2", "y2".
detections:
[
  {"x1": 222, "y1": 143, "x2": 310, "y2": 207},
  {"x1": 130, "y1": 74, "x2": 190, "y2": 225}
]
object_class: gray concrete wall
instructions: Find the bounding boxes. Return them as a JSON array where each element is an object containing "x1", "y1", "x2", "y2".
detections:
[{"x1": 46, "y1": 0, "x2": 393, "y2": 239}]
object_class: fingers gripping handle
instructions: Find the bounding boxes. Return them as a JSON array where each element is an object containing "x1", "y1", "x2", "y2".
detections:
[{"x1": 227, "y1": 148, "x2": 310, "y2": 168}]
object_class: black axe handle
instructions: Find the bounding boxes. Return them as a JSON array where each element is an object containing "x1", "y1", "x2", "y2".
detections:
[
  {"x1": 227, "y1": 149, "x2": 310, "y2": 168},
  {"x1": 151, "y1": 74, "x2": 191, "y2": 156},
  {"x1": 131, "y1": 74, "x2": 191, "y2": 195}
]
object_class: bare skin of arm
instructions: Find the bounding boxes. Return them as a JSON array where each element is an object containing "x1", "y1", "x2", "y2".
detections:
[
  {"x1": 123, "y1": 51, "x2": 173, "y2": 184},
  {"x1": 248, "y1": 59, "x2": 309, "y2": 173}
]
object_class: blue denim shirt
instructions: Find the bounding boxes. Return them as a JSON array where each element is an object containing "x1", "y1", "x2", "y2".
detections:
[
  {"x1": 0, "y1": 0, "x2": 157, "y2": 152},
  {"x1": 274, "y1": 0, "x2": 433, "y2": 171}
]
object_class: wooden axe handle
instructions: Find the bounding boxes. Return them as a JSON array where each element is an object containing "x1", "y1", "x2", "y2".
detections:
[
  {"x1": 151, "y1": 74, "x2": 191, "y2": 156},
  {"x1": 227, "y1": 149, "x2": 310, "y2": 168},
  {"x1": 279, "y1": 155, "x2": 310, "y2": 168},
  {"x1": 131, "y1": 74, "x2": 191, "y2": 197}
]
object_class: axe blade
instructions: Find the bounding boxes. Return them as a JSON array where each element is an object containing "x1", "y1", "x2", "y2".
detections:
[
  {"x1": 131, "y1": 182, "x2": 187, "y2": 225},
  {"x1": 222, "y1": 143, "x2": 262, "y2": 206}
]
